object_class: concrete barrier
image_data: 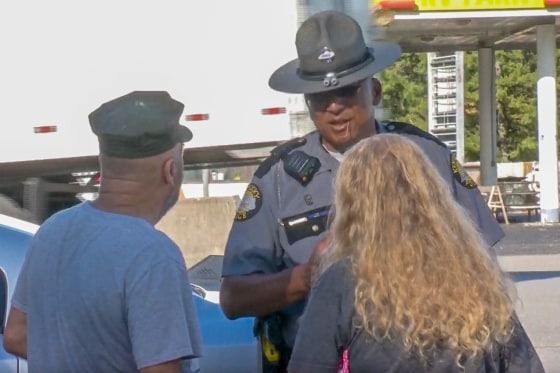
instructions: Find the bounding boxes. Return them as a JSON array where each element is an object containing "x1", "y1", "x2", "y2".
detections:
[
  {"x1": 498, "y1": 254, "x2": 560, "y2": 273},
  {"x1": 156, "y1": 196, "x2": 239, "y2": 266}
]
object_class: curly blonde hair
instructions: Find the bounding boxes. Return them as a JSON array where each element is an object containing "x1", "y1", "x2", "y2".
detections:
[{"x1": 321, "y1": 134, "x2": 515, "y2": 365}]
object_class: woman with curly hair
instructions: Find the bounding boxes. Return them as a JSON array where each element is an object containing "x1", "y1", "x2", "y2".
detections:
[{"x1": 288, "y1": 134, "x2": 543, "y2": 373}]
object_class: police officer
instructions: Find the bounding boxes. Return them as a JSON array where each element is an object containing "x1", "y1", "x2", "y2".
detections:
[{"x1": 220, "y1": 10, "x2": 503, "y2": 372}]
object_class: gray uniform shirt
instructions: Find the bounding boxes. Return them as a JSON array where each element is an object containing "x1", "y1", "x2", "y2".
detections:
[
  {"x1": 12, "y1": 202, "x2": 202, "y2": 373},
  {"x1": 222, "y1": 123, "x2": 504, "y2": 348}
]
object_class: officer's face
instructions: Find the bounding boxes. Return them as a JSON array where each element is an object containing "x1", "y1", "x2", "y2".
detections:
[{"x1": 305, "y1": 78, "x2": 380, "y2": 153}]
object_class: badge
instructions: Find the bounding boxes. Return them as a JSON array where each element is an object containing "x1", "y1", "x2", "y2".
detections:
[
  {"x1": 235, "y1": 183, "x2": 263, "y2": 221},
  {"x1": 318, "y1": 46, "x2": 335, "y2": 63},
  {"x1": 451, "y1": 155, "x2": 477, "y2": 189}
]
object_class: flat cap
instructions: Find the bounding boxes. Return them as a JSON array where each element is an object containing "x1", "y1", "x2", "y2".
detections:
[{"x1": 88, "y1": 91, "x2": 193, "y2": 158}]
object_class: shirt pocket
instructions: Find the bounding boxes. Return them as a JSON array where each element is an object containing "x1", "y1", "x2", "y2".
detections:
[{"x1": 278, "y1": 205, "x2": 331, "y2": 264}]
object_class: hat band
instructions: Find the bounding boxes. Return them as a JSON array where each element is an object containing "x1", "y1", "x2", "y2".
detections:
[
  {"x1": 99, "y1": 128, "x2": 179, "y2": 159},
  {"x1": 296, "y1": 50, "x2": 375, "y2": 82}
]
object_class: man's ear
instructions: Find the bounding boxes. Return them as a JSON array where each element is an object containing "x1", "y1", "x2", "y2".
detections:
[
  {"x1": 162, "y1": 158, "x2": 176, "y2": 186},
  {"x1": 371, "y1": 78, "x2": 382, "y2": 106}
]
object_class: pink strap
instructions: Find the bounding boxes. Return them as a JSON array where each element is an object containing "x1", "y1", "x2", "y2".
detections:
[{"x1": 338, "y1": 349, "x2": 350, "y2": 373}]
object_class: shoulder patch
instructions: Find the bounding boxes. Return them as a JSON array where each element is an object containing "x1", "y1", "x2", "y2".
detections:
[
  {"x1": 235, "y1": 183, "x2": 263, "y2": 221},
  {"x1": 384, "y1": 121, "x2": 448, "y2": 149},
  {"x1": 451, "y1": 155, "x2": 477, "y2": 189},
  {"x1": 255, "y1": 137, "x2": 307, "y2": 178}
]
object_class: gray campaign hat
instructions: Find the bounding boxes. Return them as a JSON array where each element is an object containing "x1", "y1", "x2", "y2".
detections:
[
  {"x1": 269, "y1": 10, "x2": 402, "y2": 94},
  {"x1": 89, "y1": 91, "x2": 193, "y2": 158}
]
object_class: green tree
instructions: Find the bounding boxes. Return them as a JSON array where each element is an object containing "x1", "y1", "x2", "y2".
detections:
[
  {"x1": 464, "y1": 50, "x2": 539, "y2": 162},
  {"x1": 496, "y1": 50, "x2": 538, "y2": 161},
  {"x1": 381, "y1": 50, "x2": 559, "y2": 162},
  {"x1": 380, "y1": 53, "x2": 428, "y2": 130}
]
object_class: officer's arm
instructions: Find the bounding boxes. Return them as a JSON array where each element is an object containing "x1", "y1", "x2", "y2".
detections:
[
  {"x1": 220, "y1": 168, "x2": 327, "y2": 319},
  {"x1": 221, "y1": 233, "x2": 328, "y2": 318},
  {"x1": 220, "y1": 263, "x2": 311, "y2": 319}
]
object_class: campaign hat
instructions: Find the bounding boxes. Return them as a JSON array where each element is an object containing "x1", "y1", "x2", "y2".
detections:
[{"x1": 269, "y1": 10, "x2": 401, "y2": 94}]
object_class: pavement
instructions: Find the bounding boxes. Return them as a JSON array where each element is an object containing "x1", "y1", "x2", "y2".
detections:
[
  {"x1": 496, "y1": 220, "x2": 560, "y2": 372},
  {"x1": 498, "y1": 222, "x2": 560, "y2": 256},
  {"x1": 496, "y1": 222, "x2": 560, "y2": 273}
]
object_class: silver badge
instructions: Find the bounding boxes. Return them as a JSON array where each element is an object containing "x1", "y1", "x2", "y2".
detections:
[{"x1": 318, "y1": 46, "x2": 335, "y2": 63}]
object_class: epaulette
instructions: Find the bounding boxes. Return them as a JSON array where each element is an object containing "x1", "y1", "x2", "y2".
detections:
[
  {"x1": 255, "y1": 137, "x2": 307, "y2": 178},
  {"x1": 383, "y1": 121, "x2": 448, "y2": 149}
]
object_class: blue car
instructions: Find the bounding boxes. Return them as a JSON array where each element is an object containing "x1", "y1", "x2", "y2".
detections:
[
  {"x1": 0, "y1": 214, "x2": 36, "y2": 373},
  {"x1": 0, "y1": 214, "x2": 258, "y2": 372}
]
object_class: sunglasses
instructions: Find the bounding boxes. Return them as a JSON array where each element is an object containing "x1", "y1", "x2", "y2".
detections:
[{"x1": 305, "y1": 80, "x2": 364, "y2": 108}]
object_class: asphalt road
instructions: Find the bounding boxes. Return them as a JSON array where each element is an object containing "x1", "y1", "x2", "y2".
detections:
[
  {"x1": 497, "y1": 222, "x2": 560, "y2": 371},
  {"x1": 497, "y1": 223, "x2": 560, "y2": 256},
  {"x1": 512, "y1": 271, "x2": 560, "y2": 372}
]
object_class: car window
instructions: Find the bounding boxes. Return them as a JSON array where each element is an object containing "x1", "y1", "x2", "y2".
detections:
[{"x1": 0, "y1": 267, "x2": 6, "y2": 333}]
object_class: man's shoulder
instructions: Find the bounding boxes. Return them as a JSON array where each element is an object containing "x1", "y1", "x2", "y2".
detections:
[
  {"x1": 382, "y1": 121, "x2": 448, "y2": 150},
  {"x1": 34, "y1": 203, "x2": 87, "y2": 237}
]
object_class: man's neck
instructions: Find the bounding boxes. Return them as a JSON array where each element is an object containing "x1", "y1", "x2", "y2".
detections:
[{"x1": 92, "y1": 187, "x2": 161, "y2": 225}]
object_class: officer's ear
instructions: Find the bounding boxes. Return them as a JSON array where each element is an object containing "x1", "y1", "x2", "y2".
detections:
[{"x1": 371, "y1": 78, "x2": 382, "y2": 106}]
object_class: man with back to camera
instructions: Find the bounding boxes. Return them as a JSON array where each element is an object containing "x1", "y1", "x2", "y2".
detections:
[
  {"x1": 4, "y1": 91, "x2": 202, "y2": 373},
  {"x1": 219, "y1": 10, "x2": 505, "y2": 372}
]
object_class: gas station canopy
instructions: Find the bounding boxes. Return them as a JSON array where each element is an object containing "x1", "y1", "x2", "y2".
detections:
[{"x1": 369, "y1": 0, "x2": 560, "y2": 52}]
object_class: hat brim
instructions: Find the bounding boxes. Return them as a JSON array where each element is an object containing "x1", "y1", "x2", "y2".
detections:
[
  {"x1": 175, "y1": 125, "x2": 193, "y2": 143},
  {"x1": 269, "y1": 43, "x2": 402, "y2": 94}
]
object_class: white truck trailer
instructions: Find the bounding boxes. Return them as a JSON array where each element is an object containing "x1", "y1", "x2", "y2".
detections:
[{"x1": 0, "y1": 0, "x2": 331, "y2": 222}]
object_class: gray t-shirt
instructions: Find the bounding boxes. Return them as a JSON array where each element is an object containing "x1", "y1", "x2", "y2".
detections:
[
  {"x1": 12, "y1": 202, "x2": 202, "y2": 373},
  {"x1": 289, "y1": 259, "x2": 544, "y2": 373}
]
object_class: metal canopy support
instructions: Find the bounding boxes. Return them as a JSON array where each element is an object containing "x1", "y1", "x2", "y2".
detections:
[
  {"x1": 536, "y1": 24, "x2": 559, "y2": 222},
  {"x1": 427, "y1": 52, "x2": 465, "y2": 162},
  {"x1": 478, "y1": 47, "x2": 498, "y2": 186}
]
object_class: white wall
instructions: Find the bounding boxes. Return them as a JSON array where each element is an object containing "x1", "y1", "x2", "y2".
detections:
[{"x1": 182, "y1": 183, "x2": 248, "y2": 200}]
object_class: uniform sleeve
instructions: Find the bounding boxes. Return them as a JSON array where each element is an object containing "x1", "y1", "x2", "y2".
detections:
[
  {"x1": 414, "y1": 137, "x2": 504, "y2": 248},
  {"x1": 288, "y1": 261, "x2": 353, "y2": 373},
  {"x1": 126, "y1": 253, "x2": 202, "y2": 370},
  {"x1": 222, "y1": 169, "x2": 281, "y2": 277},
  {"x1": 502, "y1": 316, "x2": 545, "y2": 372}
]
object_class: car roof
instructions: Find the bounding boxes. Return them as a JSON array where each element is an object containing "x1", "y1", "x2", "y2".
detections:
[{"x1": 0, "y1": 214, "x2": 39, "y2": 235}]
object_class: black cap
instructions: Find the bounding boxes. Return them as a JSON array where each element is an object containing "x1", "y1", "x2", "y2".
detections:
[{"x1": 88, "y1": 91, "x2": 193, "y2": 158}]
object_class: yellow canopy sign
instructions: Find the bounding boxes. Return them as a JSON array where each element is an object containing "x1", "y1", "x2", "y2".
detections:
[{"x1": 372, "y1": 0, "x2": 546, "y2": 11}]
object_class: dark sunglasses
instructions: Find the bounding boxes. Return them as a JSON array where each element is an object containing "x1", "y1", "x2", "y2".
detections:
[{"x1": 305, "y1": 80, "x2": 364, "y2": 108}]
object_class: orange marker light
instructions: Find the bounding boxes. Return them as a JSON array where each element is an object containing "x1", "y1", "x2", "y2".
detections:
[
  {"x1": 261, "y1": 107, "x2": 287, "y2": 115},
  {"x1": 185, "y1": 113, "x2": 209, "y2": 121},
  {"x1": 33, "y1": 125, "x2": 58, "y2": 134},
  {"x1": 377, "y1": 0, "x2": 416, "y2": 10}
]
